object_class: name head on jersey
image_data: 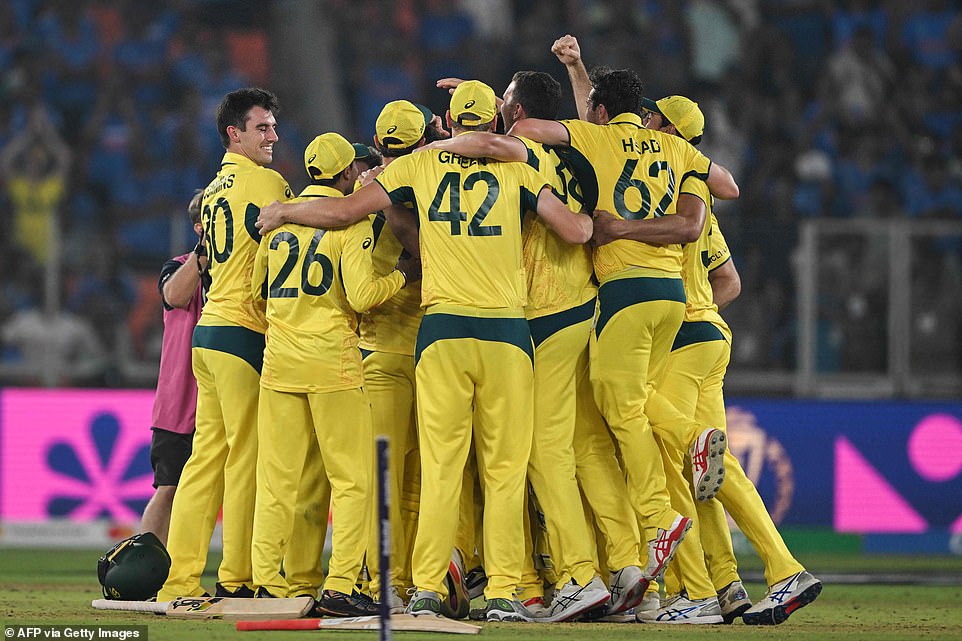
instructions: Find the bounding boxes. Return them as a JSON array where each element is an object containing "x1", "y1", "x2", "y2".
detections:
[
  {"x1": 376, "y1": 100, "x2": 431, "y2": 150},
  {"x1": 304, "y1": 132, "x2": 364, "y2": 181},
  {"x1": 450, "y1": 80, "x2": 497, "y2": 127},
  {"x1": 641, "y1": 95, "x2": 704, "y2": 144}
]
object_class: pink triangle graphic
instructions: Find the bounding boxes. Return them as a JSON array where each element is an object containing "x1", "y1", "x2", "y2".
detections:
[{"x1": 834, "y1": 436, "x2": 927, "y2": 533}]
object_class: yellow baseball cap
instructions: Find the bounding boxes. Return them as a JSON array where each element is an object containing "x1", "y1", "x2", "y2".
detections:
[
  {"x1": 641, "y1": 95, "x2": 705, "y2": 142},
  {"x1": 450, "y1": 80, "x2": 497, "y2": 127},
  {"x1": 376, "y1": 100, "x2": 431, "y2": 150},
  {"x1": 304, "y1": 132, "x2": 363, "y2": 180}
]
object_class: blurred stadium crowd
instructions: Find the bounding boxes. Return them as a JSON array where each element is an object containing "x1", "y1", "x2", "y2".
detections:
[{"x1": 1, "y1": 0, "x2": 960, "y2": 387}]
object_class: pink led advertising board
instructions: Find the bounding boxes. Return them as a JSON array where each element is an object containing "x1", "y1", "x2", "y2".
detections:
[{"x1": 0, "y1": 389, "x2": 154, "y2": 523}]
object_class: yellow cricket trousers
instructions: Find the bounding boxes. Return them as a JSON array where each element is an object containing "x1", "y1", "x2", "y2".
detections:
[
  {"x1": 525, "y1": 299, "x2": 598, "y2": 588},
  {"x1": 656, "y1": 329, "x2": 804, "y2": 589},
  {"x1": 251, "y1": 386, "x2": 372, "y2": 596},
  {"x1": 411, "y1": 311, "x2": 533, "y2": 600},
  {"x1": 159, "y1": 325, "x2": 263, "y2": 601},
  {"x1": 362, "y1": 350, "x2": 419, "y2": 591},
  {"x1": 590, "y1": 275, "x2": 686, "y2": 539},
  {"x1": 284, "y1": 440, "x2": 331, "y2": 598},
  {"x1": 574, "y1": 342, "x2": 643, "y2": 572}
]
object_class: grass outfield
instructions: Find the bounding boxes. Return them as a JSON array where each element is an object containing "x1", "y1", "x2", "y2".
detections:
[{"x1": 2, "y1": 548, "x2": 962, "y2": 641}]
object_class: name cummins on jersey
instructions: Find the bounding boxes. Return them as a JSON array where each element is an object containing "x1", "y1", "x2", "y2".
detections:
[{"x1": 200, "y1": 152, "x2": 292, "y2": 333}]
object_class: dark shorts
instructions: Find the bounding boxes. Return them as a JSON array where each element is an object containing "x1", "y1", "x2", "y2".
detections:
[{"x1": 150, "y1": 428, "x2": 194, "y2": 488}]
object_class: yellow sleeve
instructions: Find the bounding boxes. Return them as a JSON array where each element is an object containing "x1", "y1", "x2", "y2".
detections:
[
  {"x1": 250, "y1": 230, "x2": 270, "y2": 302},
  {"x1": 375, "y1": 155, "x2": 417, "y2": 206},
  {"x1": 680, "y1": 173, "x2": 712, "y2": 208},
  {"x1": 340, "y1": 219, "x2": 405, "y2": 313},
  {"x1": 677, "y1": 142, "x2": 711, "y2": 207},
  {"x1": 678, "y1": 145, "x2": 711, "y2": 191},
  {"x1": 559, "y1": 119, "x2": 591, "y2": 156},
  {"x1": 249, "y1": 168, "x2": 293, "y2": 206},
  {"x1": 707, "y1": 214, "x2": 732, "y2": 271},
  {"x1": 517, "y1": 163, "x2": 551, "y2": 213}
]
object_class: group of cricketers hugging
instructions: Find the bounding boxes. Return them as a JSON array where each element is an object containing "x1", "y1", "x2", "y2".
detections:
[{"x1": 144, "y1": 34, "x2": 822, "y2": 626}]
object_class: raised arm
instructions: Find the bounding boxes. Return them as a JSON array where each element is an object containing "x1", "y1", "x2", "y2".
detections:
[
  {"x1": 419, "y1": 132, "x2": 528, "y2": 162},
  {"x1": 256, "y1": 181, "x2": 393, "y2": 234},
  {"x1": 592, "y1": 193, "x2": 707, "y2": 246},
  {"x1": 709, "y1": 258, "x2": 741, "y2": 310},
  {"x1": 551, "y1": 34, "x2": 591, "y2": 120},
  {"x1": 508, "y1": 118, "x2": 570, "y2": 147},
  {"x1": 707, "y1": 162, "x2": 740, "y2": 200},
  {"x1": 437, "y1": 77, "x2": 505, "y2": 111},
  {"x1": 536, "y1": 186, "x2": 592, "y2": 244},
  {"x1": 32, "y1": 107, "x2": 72, "y2": 178}
]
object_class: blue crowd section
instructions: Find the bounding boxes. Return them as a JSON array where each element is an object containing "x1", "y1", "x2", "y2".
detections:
[
  {"x1": 1, "y1": 0, "x2": 960, "y2": 387},
  {"x1": 726, "y1": 399, "x2": 962, "y2": 530}
]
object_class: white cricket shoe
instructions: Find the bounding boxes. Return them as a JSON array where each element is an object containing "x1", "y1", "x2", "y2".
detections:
[
  {"x1": 484, "y1": 597, "x2": 533, "y2": 622},
  {"x1": 637, "y1": 594, "x2": 724, "y2": 624},
  {"x1": 644, "y1": 515, "x2": 692, "y2": 580},
  {"x1": 537, "y1": 576, "x2": 610, "y2": 623},
  {"x1": 521, "y1": 595, "x2": 548, "y2": 617},
  {"x1": 385, "y1": 584, "x2": 405, "y2": 614},
  {"x1": 607, "y1": 565, "x2": 648, "y2": 615},
  {"x1": 690, "y1": 428, "x2": 726, "y2": 501},
  {"x1": 633, "y1": 591, "x2": 661, "y2": 622},
  {"x1": 716, "y1": 580, "x2": 751, "y2": 623},
  {"x1": 743, "y1": 570, "x2": 822, "y2": 625},
  {"x1": 404, "y1": 589, "x2": 443, "y2": 616}
]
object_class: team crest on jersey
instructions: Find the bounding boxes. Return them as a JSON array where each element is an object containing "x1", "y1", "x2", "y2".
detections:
[{"x1": 726, "y1": 406, "x2": 794, "y2": 525}]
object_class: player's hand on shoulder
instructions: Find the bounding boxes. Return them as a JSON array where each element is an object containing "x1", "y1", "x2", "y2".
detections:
[
  {"x1": 359, "y1": 165, "x2": 384, "y2": 186},
  {"x1": 551, "y1": 34, "x2": 581, "y2": 65},
  {"x1": 256, "y1": 200, "x2": 286, "y2": 235},
  {"x1": 436, "y1": 77, "x2": 466, "y2": 94},
  {"x1": 591, "y1": 210, "x2": 620, "y2": 247}
]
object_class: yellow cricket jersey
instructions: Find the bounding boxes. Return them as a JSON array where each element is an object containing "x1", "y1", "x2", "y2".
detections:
[
  {"x1": 560, "y1": 113, "x2": 711, "y2": 281},
  {"x1": 200, "y1": 152, "x2": 293, "y2": 333},
  {"x1": 357, "y1": 211, "x2": 424, "y2": 355},
  {"x1": 513, "y1": 135, "x2": 596, "y2": 319},
  {"x1": 9, "y1": 175, "x2": 63, "y2": 264},
  {"x1": 251, "y1": 185, "x2": 405, "y2": 392},
  {"x1": 680, "y1": 195, "x2": 732, "y2": 338},
  {"x1": 375, "y1": 148, "x2": 549, "y2": 312}
]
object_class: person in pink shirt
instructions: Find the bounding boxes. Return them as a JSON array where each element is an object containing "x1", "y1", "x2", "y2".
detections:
[{"x1": 141, "y1": 191, "x2": 209, "y2": 545}]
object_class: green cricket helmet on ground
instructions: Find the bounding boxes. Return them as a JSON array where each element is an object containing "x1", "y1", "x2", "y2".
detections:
[{"x1": 97, "y1": 532, "x2": 171, "y2": 600}]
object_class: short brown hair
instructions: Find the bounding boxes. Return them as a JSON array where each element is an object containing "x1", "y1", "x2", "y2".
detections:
[{"x1": 187, "y1": 190, "x2": 203, "y2": 225}]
